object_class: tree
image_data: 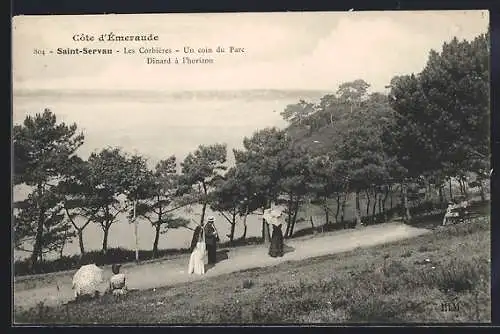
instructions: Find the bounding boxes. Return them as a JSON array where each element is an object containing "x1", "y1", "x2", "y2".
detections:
[
  {"x1": 233, "y1": 127, "x2": 290, "y2": 243},
  {"x1": 308, "y1": 154, "x2": 344, "y2": 225},
  {"x1": 418, "y1": 33, "x2": 490, "y2": 184},
  {"x1": 13, "y1": 109, "x2": 83, "y2": 266},
  {"x1": 317, "y1": 94, "x2": 340, "y2": 127},
  {"x1": 277, "y1": 144, "x2": 311, "y2": 237},
  {"x1": 180, "y1": 144, "x2": 227, "y2": 226},
  {"x1": 336, "y1": 79, "x2": 370, "y2": 112},
  {"x1": 14, "y1": 191, "x2": 75, "y2": 263},
  {"x1": 59, "y1": 157, "x2": 100, "y2": 256},
  {"x1": 85, "y1": 148, "x2": 132, "y2": 254},
  {"x1": 383, "y1": 74, "x2": 439, "y2": 221},
  {"x1": 333, "y1": 93, "x2": 394, "y2": 226},
  {"x1": 210, "y1": 167, "x2": 246, "y2": 242},
  {"x1": 384, "y1": 33, "x2": 490, "y2": 216},
  {"x1": 133, "y1": 156, "x2": 189, "y2": 258},
  {"x1": 280, "y1": 99, "x2": 316, "y2": 126}
]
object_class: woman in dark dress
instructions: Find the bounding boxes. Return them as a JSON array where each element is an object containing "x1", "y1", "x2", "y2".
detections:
[
  {"x1": 204, "y1": 217, "x2": 219, "y2": 264},
  {"x1": 267, "y1": 208, "x2": 284, "y2": 258},
  {"x1": 269, "y1": 223, "x2": 284, "y2": 257}
]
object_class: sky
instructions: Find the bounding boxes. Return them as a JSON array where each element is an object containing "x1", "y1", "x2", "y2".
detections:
[{"x1": 12, "y1": 10, "x2": 489, "y2": 93}]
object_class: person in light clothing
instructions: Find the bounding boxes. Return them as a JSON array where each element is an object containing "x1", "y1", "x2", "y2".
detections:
[
  {"x1": 190, "y1": 221, "x2": 204, "y2": 252},
  {"x1": 188, "y1": 226, "x2": 206, "y2": 275},
  {"x1": 109, "y1": 264, "x2": 128, "y2": 296}
]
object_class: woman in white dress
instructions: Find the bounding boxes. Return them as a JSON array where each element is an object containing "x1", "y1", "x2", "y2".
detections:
[{"x1": 188, "y1": 225, "x2": 207, "y2": 275}]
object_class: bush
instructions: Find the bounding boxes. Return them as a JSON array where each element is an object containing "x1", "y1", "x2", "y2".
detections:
[
  {"x1": 242, "y1": 279, "x2": 254, "y2": 289},
  {"x1": 416, "y1": 258, "x2": 487, "y2": 294}
]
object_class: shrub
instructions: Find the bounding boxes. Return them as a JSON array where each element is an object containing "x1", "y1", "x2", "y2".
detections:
[
  {"x1": 417, "y1": 258, "x2": 486, "y2": 294},
  {"x1": 347, "y1": 295, "x2": 402, "y2": 322},
  {"x1": 242, "y1": 279, "x2": 254, "y2": 289}
]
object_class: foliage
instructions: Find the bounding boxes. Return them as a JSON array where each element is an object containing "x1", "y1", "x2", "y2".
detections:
[
  {"x1": 180, "y1": 144, "x2": 227, "y2": 226},
  {"x1": 133, "y1": 156, "x2": 190, "y2": 257},
  {"x1": 13, "y1": 109, "x2": 84, "y2": 264},
  {"x1": 83, "y1": 148, "x2": 137, "y2": 254}
]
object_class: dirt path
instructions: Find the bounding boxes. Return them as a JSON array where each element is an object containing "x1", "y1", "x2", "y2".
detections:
[{"x1": 14, "y1": 222, "x2": 430, "y2": 310}]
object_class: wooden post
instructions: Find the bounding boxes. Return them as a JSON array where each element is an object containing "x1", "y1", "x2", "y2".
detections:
[{"x1": 133, "y1": 199, "x2": 139, "y2": 263}]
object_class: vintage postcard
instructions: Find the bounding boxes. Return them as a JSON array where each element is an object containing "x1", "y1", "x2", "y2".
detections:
[{"x1": 12, "y1": 11, "x2": 491, "y2": 324}]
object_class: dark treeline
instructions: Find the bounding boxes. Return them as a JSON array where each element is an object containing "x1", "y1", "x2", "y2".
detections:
[{"x1": 13, "y1": 33, "x2": 490, "y2": 275}]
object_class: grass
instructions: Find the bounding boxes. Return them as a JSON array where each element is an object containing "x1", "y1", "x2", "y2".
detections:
[{"x1": 14, "y1": 214, "x2": 491, "y2": 324}]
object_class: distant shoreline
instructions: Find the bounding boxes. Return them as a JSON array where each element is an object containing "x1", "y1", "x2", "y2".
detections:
[{"x1": 12, "y1": 88, "x2": 332, "y2": 100}]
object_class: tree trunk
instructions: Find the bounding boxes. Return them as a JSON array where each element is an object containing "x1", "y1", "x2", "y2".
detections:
[
  {"x1": 323, "y1": 200, "x2": 330, "y2": 225},
  {"x1": 285, "y1": 200, "x2": 293, "y2": 238},
  {"x1": 241, "y1": 206, "x2": 249, "y2": 240},
  {"x1": 390, "y1": 190, "x2": 394, "y2": 209},
  {"x1": 289, "y1": 201, "x2": 300, "y2": 237},
  {"x1": 30, "y1": 184, "x2": 47, "y2": 268},
  {"x1": 423, "y1": 177, "x2": 430, "y2": 202},
  {"x1": 428, "y1": 180, "x2": 434, "y2": 202},
  {"x1": 382, "y1": 186, "x2": 390, "y2": 221},
  {"x1": 229, "y1": 212, "x2": 236, "y2": 242},
  {"x1": 365, "y1": 190, "x2": 371, "y2": 217},
  {"x1": 152, "y1": 224, "x2": 161, "y2": 258},
  {"x1": 355, "y1": 191, "x2": 362, "y2": 227},
  {"x1": 31, "y1": 210, "x2": 45, "y2": 267},
  {"x1": 102, "y1": 223, "x2": 110, "y2": 254},
  {"x1": 262, "y1": 219, "x2": 270, "y2": 244},
  {"x1": 284, "y1": 219, "x2": 291, "y2": 238},
  {"x1": 382, "y1": 186, "x2": 389, "y2": 209},
  {"x1": 449, "y1": 178, "x2": 454, "y2": 201},
  {"x1": 59, "y1": 230, "x2": 66, "y2": 259},
  {"x1": 479, "y1": 180, "x2": 486, "y2": 201},
  {"x1": 200, "y1": 201, "x2": 207, "y2": 226},
  {"x1": 438, "y1": 184, "x2": 444, "y2": 204},
  {"x1": 77, "y1": 229, "x2": 85, "y2": 255},
  {"x1": 402, "y1": 183, "x2": 412, "y2": 222},
  {"x1": 461, "y1": 177, "x2": 468, "y2": 198},
  {"x1": 262, "y1": 207, "x2": 270, "y2": 244},
  {"x1": 335, "y1": 194, "x2": 341, "y2": 223},
  {"x1": 372, "y1": 192, "x2": 378, "y2": 217},
  {"x1": 378, "y1": 195, "x2": 383, "y2": 214},
  {"x1": 340, "y1": 192, "x2": 348, "y2": 224}
]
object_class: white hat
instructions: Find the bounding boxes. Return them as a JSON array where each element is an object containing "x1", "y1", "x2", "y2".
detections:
[{"x1": 207, "y1": 216, "x2": 215, "y2": 222}]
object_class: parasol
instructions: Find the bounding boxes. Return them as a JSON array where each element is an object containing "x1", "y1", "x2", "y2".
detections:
[
  {"x1": 263, "y1": 207, "x2": 284, "y2": 226},
  {"x1": 72, "y1": 264, "x2": 105, "y2": 298}
]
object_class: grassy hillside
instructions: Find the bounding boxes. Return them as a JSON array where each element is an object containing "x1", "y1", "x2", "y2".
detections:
[{"x1": 15, "y1": 214, "x2": 490, "y2": 324}]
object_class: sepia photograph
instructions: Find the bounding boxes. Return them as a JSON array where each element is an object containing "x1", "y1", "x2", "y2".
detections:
[{"x1": 12, "y1": 10, "x2": 491, "y2": 324}]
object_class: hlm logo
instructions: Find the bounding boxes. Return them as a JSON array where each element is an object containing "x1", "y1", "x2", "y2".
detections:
[{"x1": 441, "y1": 301, "x2": 460, "y2": 312}]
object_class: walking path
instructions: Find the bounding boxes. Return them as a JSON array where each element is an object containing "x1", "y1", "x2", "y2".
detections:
[{"x1": 14, "y1": 222, "x2": 430, "y2": 310}]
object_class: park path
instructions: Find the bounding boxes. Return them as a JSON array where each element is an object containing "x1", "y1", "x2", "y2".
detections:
[{"x1": 13, "y1": 222, "x2": 430, "y2": 310}]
